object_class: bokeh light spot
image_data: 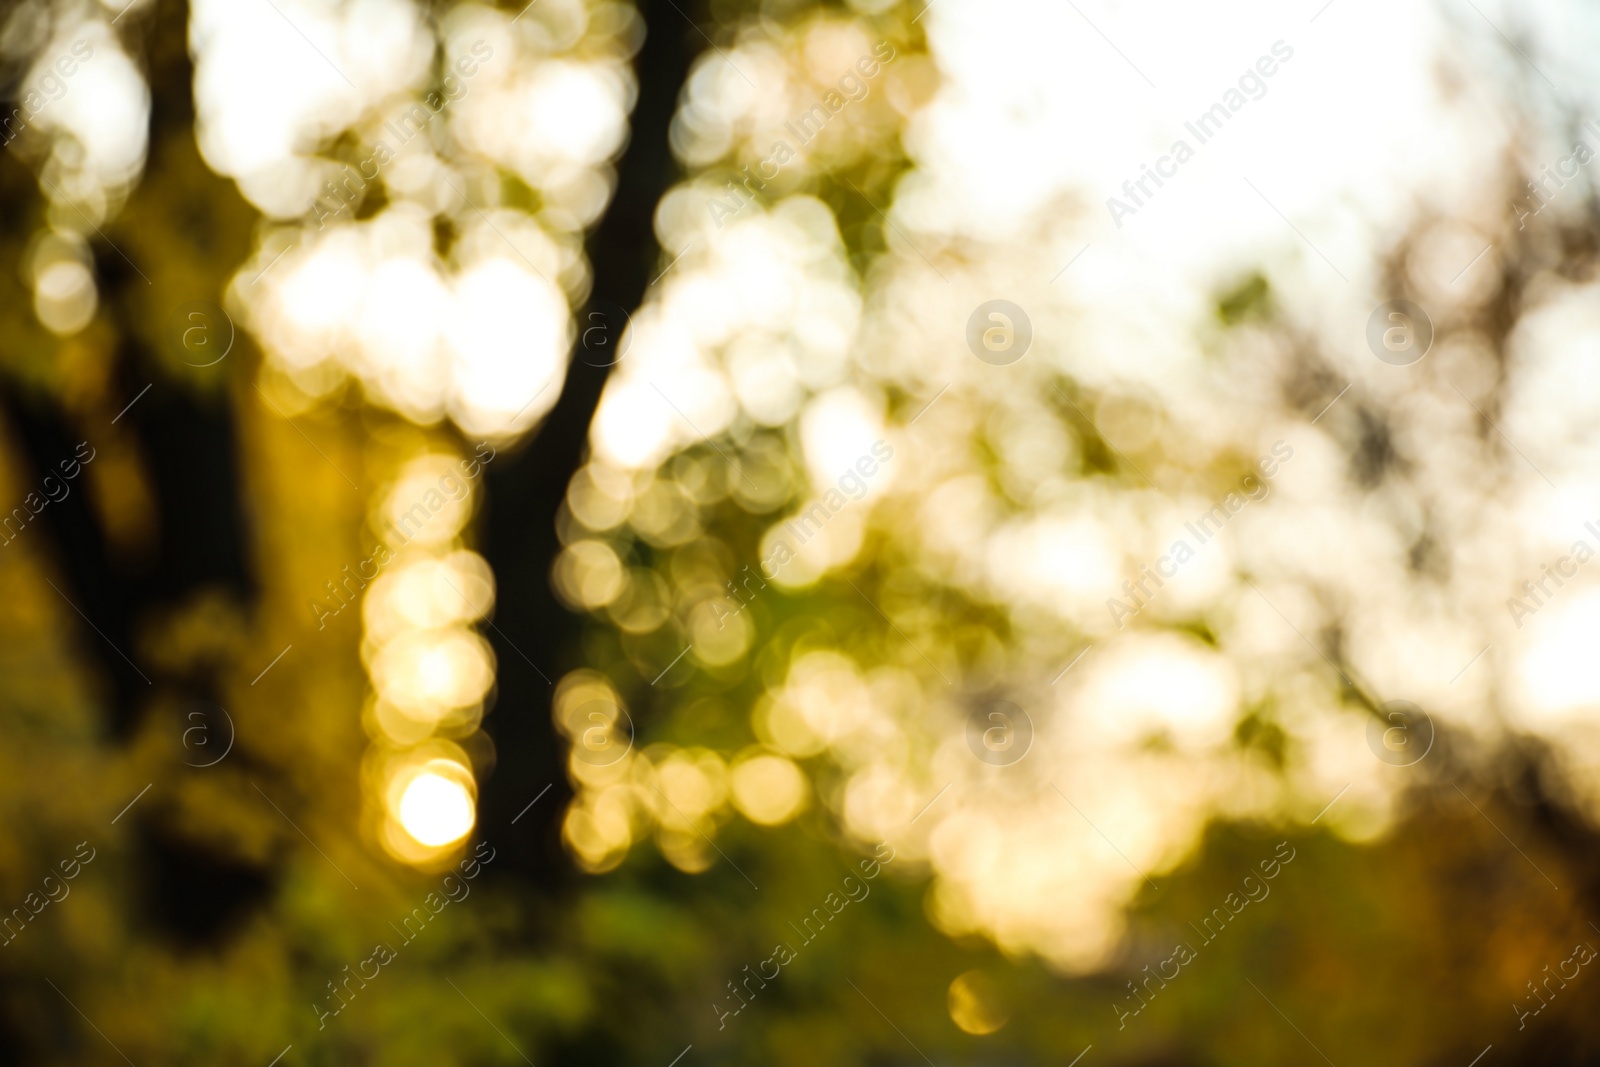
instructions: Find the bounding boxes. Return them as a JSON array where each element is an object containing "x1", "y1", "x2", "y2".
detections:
[{"x1": 397, "y1": 770, "x2": 475, "y2": 847}]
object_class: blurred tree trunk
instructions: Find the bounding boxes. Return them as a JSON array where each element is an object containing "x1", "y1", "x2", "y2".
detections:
[
  {"x1": 0, "y1": 0, "x2": 262, "y2": 955},
  {"x1": 0, "y1": 0, "x2": 256, "y2": 738},
  {"x1": 0, "y1": 0, "x2": 701, "y2": 903},
  {"x1": 478, "y1": 0, "x2": 699, "y2": 883}
]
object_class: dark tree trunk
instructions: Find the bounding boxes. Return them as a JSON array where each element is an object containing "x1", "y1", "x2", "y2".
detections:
[
  {"x1": 477, "y1": 0, "x2": 700, "y2": 883},
  {"x1": 0, "y1": 0, "x2": 254, "y2": 736}
]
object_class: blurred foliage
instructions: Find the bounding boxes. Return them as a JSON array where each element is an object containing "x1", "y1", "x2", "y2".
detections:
[{"x1": 1, "y1": 0, "x2": 1600, "y2": 1065}]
